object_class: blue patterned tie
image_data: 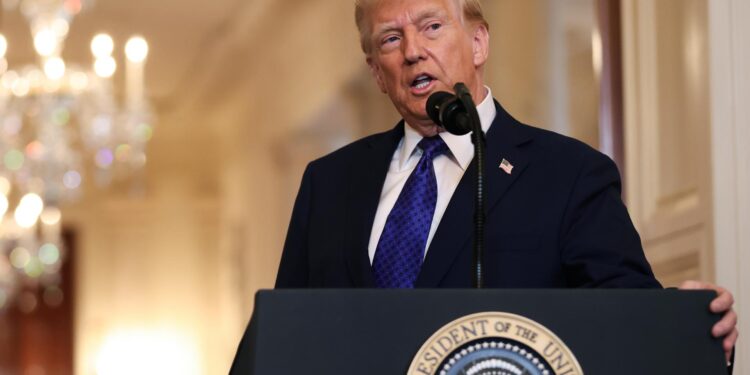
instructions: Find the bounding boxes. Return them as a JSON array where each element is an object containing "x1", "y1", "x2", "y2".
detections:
[{"x1": 373, "y1": 135, "x2": 449, "y2": 288}]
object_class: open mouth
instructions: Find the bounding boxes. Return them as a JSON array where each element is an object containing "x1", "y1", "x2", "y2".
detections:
[{"x1": 411, "y1": 74, "x2": 436, "y2": 91}]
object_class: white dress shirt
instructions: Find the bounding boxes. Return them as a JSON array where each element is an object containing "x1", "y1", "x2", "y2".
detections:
[{"x1": 368, "y1": 87, "x2": 497, "y2": 263}]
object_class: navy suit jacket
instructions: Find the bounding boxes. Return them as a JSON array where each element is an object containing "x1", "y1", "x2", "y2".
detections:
[{"x1": 275, "y1": 101, "x2": 660, "y2": 289}]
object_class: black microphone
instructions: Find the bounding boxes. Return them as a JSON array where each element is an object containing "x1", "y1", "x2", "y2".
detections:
[
  {"x1": 426, "y1": 91, "x2": 472, "y2": 135},
  {"x1": 427, "y1": 83, "x2": 487, "y2": 289}
]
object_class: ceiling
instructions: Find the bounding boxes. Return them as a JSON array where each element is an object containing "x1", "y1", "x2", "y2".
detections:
[{"x1": 2, "y1": 0, "x2": 243, "y2": 105}]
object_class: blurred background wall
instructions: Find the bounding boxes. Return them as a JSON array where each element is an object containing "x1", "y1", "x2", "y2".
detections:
[{"x1": 0, "y1": 0, "x2": 746, "y2": 374}]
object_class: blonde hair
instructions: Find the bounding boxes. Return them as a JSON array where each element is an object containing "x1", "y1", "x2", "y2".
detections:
[{"x1": 355, "y1": 0, "x2": 489, "y2": 54}]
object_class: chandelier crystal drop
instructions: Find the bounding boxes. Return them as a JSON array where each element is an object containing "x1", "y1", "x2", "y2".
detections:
[{"x1": 0, "y1": 0, "x2": 154, "y2": 310}]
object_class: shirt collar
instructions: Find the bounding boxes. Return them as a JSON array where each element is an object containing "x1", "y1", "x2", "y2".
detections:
[{"x1": 400, "y1": 86, "x2": 496, "y2": 171}]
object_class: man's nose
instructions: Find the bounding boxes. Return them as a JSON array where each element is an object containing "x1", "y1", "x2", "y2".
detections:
[{"x1": 402, "y1": 29, "x2": 426, "y2": 64}]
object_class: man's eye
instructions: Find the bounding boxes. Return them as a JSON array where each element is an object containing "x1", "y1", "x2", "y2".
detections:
[
  {"x1": 428, "y1": 23, "x2": 442, "y2": 31},
  {"x1": 383, "y1": 36, "x2": 400, "y2": 44}
]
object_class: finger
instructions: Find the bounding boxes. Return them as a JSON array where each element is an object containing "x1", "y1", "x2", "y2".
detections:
[
  {"x1": 710, "y1": 287, "x2": 734, "y2": 313},
  {"x1": 713, "y1": 309, "x2": 738, "y2": 337},
  {"x1": 723, "y1": 329, "x2": 739, "y2": 361},
  {"x1": 679, "y1": 280, "x2": 706, "y2": 290}
]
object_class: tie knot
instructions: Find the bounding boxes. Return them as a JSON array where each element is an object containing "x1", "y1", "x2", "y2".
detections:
[{"x1": 418, "y1": 135, "x2": 448, "y2": 159}]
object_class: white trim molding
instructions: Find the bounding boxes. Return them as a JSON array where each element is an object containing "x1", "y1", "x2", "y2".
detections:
[{"x1": 709, "y1": 0, "x2": 749, "y2": 372}]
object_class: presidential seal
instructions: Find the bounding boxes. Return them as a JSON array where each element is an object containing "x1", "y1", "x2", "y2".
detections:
[{"x1": 408, "y1": 312, "x2": 583, "y2": 375}]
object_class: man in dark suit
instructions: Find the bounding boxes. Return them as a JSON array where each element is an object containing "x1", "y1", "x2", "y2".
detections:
[{"x1": 275, "y1": 0, "x2": 738, "y2": 362}]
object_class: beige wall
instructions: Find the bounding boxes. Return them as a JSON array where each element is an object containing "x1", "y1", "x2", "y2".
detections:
[{"x1": 622, "y1": 0, "x2": 715, "y2": 286}]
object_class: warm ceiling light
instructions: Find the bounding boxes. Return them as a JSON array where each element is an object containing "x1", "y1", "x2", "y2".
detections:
[
  {"x1": 51, "y1": 18, "x2": 70, "y2": 37},
  {"x1": 34, "y1": 28, "x2": 57, "y2": 57},
  {"x1": 94, "y1": 56, "x2": 117, "y2": 78},
  {"x1": 0, "y1": 177, "x2": 10, "y2": 196},
  {"x1": 44, "y1": 57, "x2": 66, "y2": 80},
  {"x1": 0, "y1": 194, "x2": 8, "y2": 218},
  {"x1": 125, "y1": 36, "x2": 149, "y2": 63},
  {"x1": 91, "y1": 33, "x2": 114, "y2": 58},
  {"x1": 40, "y1": 207, "x2": 62, "y2": 225},
  {"x1": 0, "y1": 34, "x2": 7, "y2": 58},
  {"x1": 14, "y1": 193, "x2": 44, "y2": 228}
]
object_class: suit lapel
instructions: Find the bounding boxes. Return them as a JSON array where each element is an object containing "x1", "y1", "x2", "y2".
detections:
[
  {"x1": 343, "y1": 123, "x2": 404, "y2": 287},
  {"x1": 416, "y1": 102, "x2": 533, "y2": 287}
]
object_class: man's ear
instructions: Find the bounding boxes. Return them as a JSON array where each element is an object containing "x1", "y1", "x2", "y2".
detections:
[
  {"x1": 472, "y1": 24, "x2": 490, "y2": 68},
  {"x1": 367, "y1": 56, "x2": 388, "y2": 93}
]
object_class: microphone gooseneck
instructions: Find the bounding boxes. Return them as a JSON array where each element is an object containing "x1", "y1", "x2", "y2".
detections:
[{"x1": 426, "y1": 83, "x2": 487, "y2": 289}]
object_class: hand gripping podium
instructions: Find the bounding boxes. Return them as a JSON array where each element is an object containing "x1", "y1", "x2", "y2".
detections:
[{"x1": 230, "y1": 289, "x2": 726, "y2": 374}]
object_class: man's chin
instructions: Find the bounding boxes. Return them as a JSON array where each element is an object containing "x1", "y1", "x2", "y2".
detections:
[{"x1": 403, "y1": 110, "x2": 437, "y2": 127}]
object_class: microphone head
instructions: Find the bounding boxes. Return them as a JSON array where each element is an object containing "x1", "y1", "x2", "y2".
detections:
[
  {"x1": 426, "y1": 91, "x2": 455, "y2": 126},
  {"x1": 426, "y1": 91, "x2": 472, "y2": 136}
]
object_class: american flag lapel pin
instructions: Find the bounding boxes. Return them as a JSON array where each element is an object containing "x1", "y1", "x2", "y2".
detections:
[{"x1": 499, "y1": 158, "x2": 514, "y2": 175}]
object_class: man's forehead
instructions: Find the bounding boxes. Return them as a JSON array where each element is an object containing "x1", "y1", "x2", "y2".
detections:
[{"x1": 368, "y1": 0, "x2": 460, "y2": 28}]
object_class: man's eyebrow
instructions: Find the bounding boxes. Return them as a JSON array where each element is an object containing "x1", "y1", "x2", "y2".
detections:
[
  {"x1": 372, "y1": 9, "x2": 448, "y2": 38},
  {"x1": 413, "y1": 9, "x2": 447, "y2": 24},
  {"x1": 373, "y1": 23, "x2": 401, "y2": 38}
]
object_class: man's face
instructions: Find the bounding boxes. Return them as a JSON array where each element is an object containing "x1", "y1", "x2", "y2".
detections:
[{"x1": 365, "y1": 0, "x2": 489, "y2": 129}]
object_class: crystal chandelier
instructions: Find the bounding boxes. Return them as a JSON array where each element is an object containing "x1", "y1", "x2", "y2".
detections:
[{"x1": 0, "y1": 0, "x2": 153, "y2": 310}]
